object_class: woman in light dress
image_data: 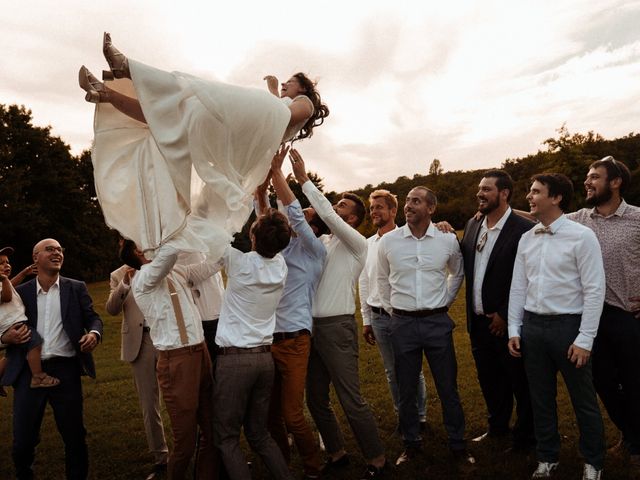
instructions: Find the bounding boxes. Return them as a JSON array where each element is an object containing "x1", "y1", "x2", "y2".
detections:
[{"x1": 80, "y1": 33, "x2": 328, "y2": 260}]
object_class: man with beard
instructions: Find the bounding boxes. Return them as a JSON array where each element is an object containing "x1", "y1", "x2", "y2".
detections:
[
  {"x1": 290, "y1": 149, "x2": 387, "y2": 480},
  {"x1": 566, "y1": 157, "x2": 640, "y2": 476},
  {"x1": 460, "y1": 170, "x2": 536, "y2": 452},
  {"x1": 359, "y1": 190, "x2": 428, "y2": 430}
]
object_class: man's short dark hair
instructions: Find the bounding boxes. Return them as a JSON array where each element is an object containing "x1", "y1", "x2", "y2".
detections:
[
  {"x1": 589, "y1": 156, "x2": 631, "y2": 195},
  {"x1": 342, "y1": 192, "x2": 366, "y2": 228},
  {"x1": 484, "y1": 169, "x2": 514, "y2": 202},
  {"x1": 531, "y1": 173, "x2": 574, "y2": 212},
  {"x1": 308, "y1": 211, "x2": 330, "y2": 237},
  {"x1": 119, "y1": 239, "x2": 142, "y2": 270},
  {"x1": 251, "y1": 209, "x2": 292, "y2": 258}
]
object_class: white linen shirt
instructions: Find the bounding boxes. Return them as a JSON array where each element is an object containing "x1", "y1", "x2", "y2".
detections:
[
  {"x1": 302, "y1": 181, "x2": 368, "y2": 318},
  {"x1": 473, "y1": 207, "x2": 512, "y2": 315},
  {"x1": 177, "y1": 252, "x2": 225, "y2": 321},
  {"x1": 507, "y1": 215, "x2": 606, "y2": 351},
  {"x1": 215, "y1": 247, "x2": 287, "y2": 348},
  {"x1": 359, "y1": 226, "x2": 398, "y2": 326},
  {"x1": 377, "y1": 223, "x2": 464, "y2": 313},
  {"x1": 36, "y1": 278, "x2": 75, "y2": 359},
  {"x1": 132, "y1": 244, "x2": 215, "y2": 350}
]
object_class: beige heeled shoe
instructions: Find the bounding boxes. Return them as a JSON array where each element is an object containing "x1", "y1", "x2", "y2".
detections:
[
  {"x1": 79, "y1": 65, "x2": 106, "y2": 103},
  {"x1": 102, "y1": 32, "x2": 129, "y2": 80}
]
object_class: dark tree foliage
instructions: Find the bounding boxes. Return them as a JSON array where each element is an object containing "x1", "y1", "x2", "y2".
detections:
[{"x1": 0, "y1": 104, "x2": 118, "y2": 282}]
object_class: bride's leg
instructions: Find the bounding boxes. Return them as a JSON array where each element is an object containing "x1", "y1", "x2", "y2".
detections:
[{"x1": 102, "y1": 86, "x2": 147, "y2": 124}]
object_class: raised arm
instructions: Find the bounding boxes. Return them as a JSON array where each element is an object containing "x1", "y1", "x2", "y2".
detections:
[
  {"x1": 105, "y1": 268, "x2": 134, "y2": 316},
  {"x1": 264, "y1": 75, "x2": 280, "y2": 97}
]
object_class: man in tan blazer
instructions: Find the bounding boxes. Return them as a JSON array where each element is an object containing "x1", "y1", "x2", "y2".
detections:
[{"x1": 106, "y1": 264, "x2": 169, "y2": 480}]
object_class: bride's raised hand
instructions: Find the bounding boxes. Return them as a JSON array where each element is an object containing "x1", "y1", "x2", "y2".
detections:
[{"x1": 264, "y1": 75, "x2": 279, "y2": 96}]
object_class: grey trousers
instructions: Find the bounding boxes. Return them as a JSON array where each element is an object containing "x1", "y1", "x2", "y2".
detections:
[
  {"x1": 306, "y1": 314, "x2": 384, "y2": 460},
  {"x1": 213, "y1": 351, "x2": 293, "y2": 480},
  {"x1": 390, "y1": 312, "x2": 466, "y2": 450},
  {"x1": 522, "y1": 312, "x2": 604, "y2": 469}
]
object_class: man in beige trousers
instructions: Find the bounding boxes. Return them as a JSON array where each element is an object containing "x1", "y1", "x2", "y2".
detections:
[{"x1": 106, "y1": 263, "x2": 169, "y2": 480}]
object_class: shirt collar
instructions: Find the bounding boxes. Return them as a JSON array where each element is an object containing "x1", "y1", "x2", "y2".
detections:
[
  {"x1": 481, "y1": 206, "x2": 512, "y2": 232},
  {"x1": 36, "y1": 276, "x2": 60, "y2": 295},
  {"x1": 401, "y1": 222, "x2": 435, "y2": 240},
  {"x1": 589, "y1": 199, "x2": 628, "y2": 219},
  {"x1": 374, "y1": 224, "x2": 398, "y2": 241},
  {"x1": 546, "y1": 214, "x2": 567, "y2": 234}
]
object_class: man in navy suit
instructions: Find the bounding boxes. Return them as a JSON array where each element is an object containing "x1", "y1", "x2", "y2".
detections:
[
  {"x1": 460, "y1": 170, "x2": 535, "y2": 451},
  {"x1": 0, "y1": 238, "x2": 103, "y2": 480}
]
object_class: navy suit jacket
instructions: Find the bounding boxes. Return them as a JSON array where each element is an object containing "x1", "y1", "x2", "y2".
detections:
[
  {"x1": 2, "y1": 276, "x2": 103, "y2": 385},
  {"x1": 460, "y1": 211, "x2": 534, "y2": 333}
]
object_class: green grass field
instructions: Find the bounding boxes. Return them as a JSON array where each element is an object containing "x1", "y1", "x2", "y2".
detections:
[{"x1": 0, "y1": 280, "x2": 628, "y2": 479}]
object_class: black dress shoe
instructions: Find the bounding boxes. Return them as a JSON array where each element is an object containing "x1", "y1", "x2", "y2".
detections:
[
  {"x1": 471, "y1": 430, "x2": 508, "y2": 442},
  {"x1": 360, "y1": 461, "x2": 387, "y2": 479},
  {"x1": 395, "y1": 446, "x2": 422, "y2": 466},
  {"x1": 321, "y1": 454, "x2": 350, "y2": 473},
  {"x1": 145, "y1": 463, "x2": 167, "y2": 480}
]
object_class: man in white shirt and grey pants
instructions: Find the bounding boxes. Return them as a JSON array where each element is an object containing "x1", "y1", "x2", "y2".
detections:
[
  {"x1": 508, "y1": 173, "x2": 606, "y2": 480},
  {"x1": 378, "y1": 186, "x2": 474, "y2": 470},
  {"x1": 290, "y1": 150, "x2": 387, "y2": 480}
]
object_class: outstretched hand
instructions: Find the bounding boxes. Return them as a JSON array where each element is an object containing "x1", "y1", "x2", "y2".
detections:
[
  {"x1": 264, "y1": 75, "x2": 279, "y2": 95},
  {"x1": 271, "y1": 145, "x2": 290, "y2": 172},
  {"x1": 289, "y1": 149, "x2": 309, "y2": 185}
]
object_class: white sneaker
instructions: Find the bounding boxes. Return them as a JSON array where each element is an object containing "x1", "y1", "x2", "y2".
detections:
[
  {"x1": 532, "y1": 462, "x2": 559, "y2": 478},
  {"x1": 582, "y1": 463, "x2": 602, "y2": 480}
]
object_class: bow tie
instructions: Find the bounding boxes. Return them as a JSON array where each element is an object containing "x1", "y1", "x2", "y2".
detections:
[{"x1": 534, "y1": 226, "x2": 553, "y2": 235}]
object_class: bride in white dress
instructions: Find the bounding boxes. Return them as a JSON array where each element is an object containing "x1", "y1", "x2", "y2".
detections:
[{"x1": 80, "y1": 33, "x2": 329, "y2": 260}]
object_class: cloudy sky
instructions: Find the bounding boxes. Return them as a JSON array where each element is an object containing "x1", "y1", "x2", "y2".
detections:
[{"x1": 2, "y1": 0, "x2": 639, "y2": 191}]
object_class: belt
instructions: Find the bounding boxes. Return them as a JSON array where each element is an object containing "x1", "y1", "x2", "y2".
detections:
[
  {"x1": 370, "y1": 306, "x2": 388, "y2": 316},
  {"x1": 157, "y1": 342, "x2": 205, "y2": 359},
  {"x1": 272, "y1": 329, "x2": 310, "y2": 343},
  {"x1": 217, "y1": 345, "x2": 271, "y2": 355},
  {"x1": 393, "y1": 307, "x2": 448, "y2": 318}
]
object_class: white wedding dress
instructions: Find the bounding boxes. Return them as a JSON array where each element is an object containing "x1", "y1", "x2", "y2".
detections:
[{"x1": 91, "y1": 60, "x2": 302, "y2": 260}]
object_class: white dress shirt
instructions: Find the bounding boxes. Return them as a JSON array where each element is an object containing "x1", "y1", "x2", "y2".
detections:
[
  {"x1": 215, "y1": 246, "x2": 287, "y2": 348},
  {"x1": 36, "y1": 278, "x2": 75, "y2": 359},
  {"x1": 359, "y1": 226, "x2": 398, "y2": 326},
  {"x1": 473, "y1": 207, "x2": 511, "y2": 315},
  {"x1": 377, "y1": 223, "x2": 464, "y2": 313},
  {"x1": 302, "y1": 181, "x2": 368, "y2": 318},
  {"x1": 177, "y1": 252, "x2": 225, "y2": 321},
  {"x1": 132, "y1": 244, "x2": 217, "y2": 350},
  {"x1": 507, "y1": 215, "x2": 605, "y2": 351}
]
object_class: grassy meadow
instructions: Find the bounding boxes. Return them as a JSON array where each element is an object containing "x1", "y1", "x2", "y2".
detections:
[{"x1": 0, "y1": 280, "x2": 628, "y2": 479}]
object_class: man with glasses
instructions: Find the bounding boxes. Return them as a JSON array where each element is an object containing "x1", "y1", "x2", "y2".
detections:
[
  {"x1": 460, "y1": 170, "x2": 535, "y2": 452},
  {"x1": 566, "y1": 157, "x2": 640, "y2": 476},
  {"x1": 1, "y1": 238, "x2": 103, "y2": 480}
]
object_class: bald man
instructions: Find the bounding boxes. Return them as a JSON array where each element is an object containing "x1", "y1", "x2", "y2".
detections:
[{"x1": 1, "y1": 238, "x2": 103, "y2": 480}]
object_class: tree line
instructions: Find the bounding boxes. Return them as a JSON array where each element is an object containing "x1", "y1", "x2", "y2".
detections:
[{"x1": 2, "y1": 104, "x2": 638, "y2": 281}]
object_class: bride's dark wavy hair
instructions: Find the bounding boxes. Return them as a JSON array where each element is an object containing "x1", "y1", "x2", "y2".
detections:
[{"x1": 292, "y1": 72, "x2": 329, "y2": 142}]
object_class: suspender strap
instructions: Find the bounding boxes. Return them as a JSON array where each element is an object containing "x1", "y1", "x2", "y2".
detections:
[{"x1": 166, "y1": 277, "x2": 189, "y2": 346}]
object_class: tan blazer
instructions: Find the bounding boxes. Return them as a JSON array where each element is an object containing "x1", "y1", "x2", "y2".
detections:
[{"x1": 106, "y1": 265, "x2": 146, "y2": 363}]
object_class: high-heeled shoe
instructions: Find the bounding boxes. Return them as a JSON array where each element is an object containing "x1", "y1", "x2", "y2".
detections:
[
  {"x1": 102, "y1": 32, "x2": 129, "y2": 80},
  {"x1": 79, "y1": 65, "x2": 106, "y2": 103}
]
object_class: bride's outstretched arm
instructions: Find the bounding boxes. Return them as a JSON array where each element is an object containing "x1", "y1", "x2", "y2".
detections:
[{"x1": 264, "y1": 75, "x2": 279, "y2": 97}]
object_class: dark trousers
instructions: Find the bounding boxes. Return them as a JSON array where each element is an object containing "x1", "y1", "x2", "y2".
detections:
[
  {"x1": 201, "y1": 319, "x2": 219, "y2": 365},
  {"x1": 391, "y1": 312, "x2": 466, "y2": 450},
  {"x1": 306, "y1": 314, "x2": 384, "y2": 460},
  {"x1": 522, "y1": 312, "x2": 604, "y2": 469},
  {"x1": 470, "y1": 313, "x2": 534, "y2": 445},
  {"x1": 592, "y1": 304, "x2": 640, "y2": 455},
  {"x1": 12, "y1": 357, "x2": 88, "y2": 480},
  {"x1": 214, "y1": 351, "x2": 293, "y2": 480}
]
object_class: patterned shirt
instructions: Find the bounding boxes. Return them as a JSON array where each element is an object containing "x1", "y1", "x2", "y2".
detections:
[{"x1": 567, "y1": 200, "x2": 640, "y2": 312}]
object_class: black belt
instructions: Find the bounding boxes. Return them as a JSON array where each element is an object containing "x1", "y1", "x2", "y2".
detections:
[
  {"x1": 217, "y1": 345, "x2": 271, "y2": 355},
  {"x1": 393, "y1": 307, "x2": 448, "y2": 318},
  {"x1": 272, "y1": 329, "x2": 310, "y2": 343},
  {"x1": 370, "y1": 306, "x2": 388, "y2": 316}
]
